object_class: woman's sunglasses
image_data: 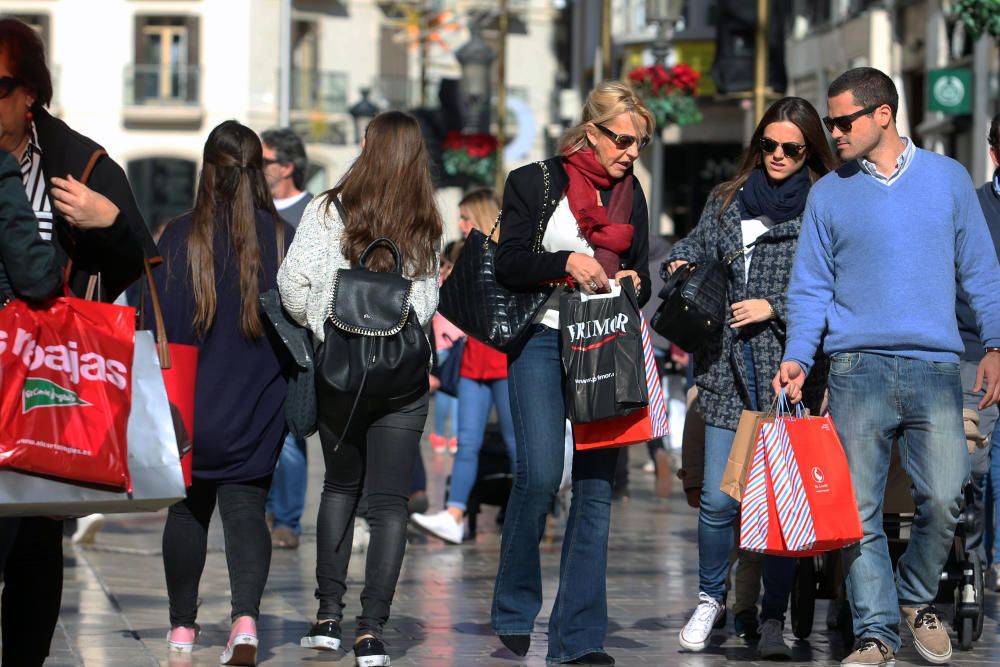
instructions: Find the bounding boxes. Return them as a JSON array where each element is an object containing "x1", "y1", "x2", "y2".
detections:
[
  {"x1": 760, "y1": 137, "x2": 806, "y2": 159},
  {"x1": 594, "y1": 123, "x2": 650, "y2": 151},
  {"x1": 822, "y1": 104, "x2": 879, "y2": 134},
  {"x1": 0, "y1": 76, "x2": 21, "y2": 99}
]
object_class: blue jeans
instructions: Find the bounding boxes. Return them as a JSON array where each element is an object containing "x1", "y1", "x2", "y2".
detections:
[
  {"x1": 447, "y1": 377, "x2": 516, "y2": 512},
  {"x1": 991, "y1": 418, "x2": 1000, "y2": 561},
  {"x1": 697, "y1": 342, "x2": 795, "y2": 622},
  {"x1": 827, "y1": 352, "x2": 968, "y2": 651},
  {"x1": 960, "y1": 360, "x2": 998, "y2": 563},
  {"x1": 266, "y1": 434, "x2": 307, "y2": 534},
  {"x1": 434, "y1": 348, "x2": 459, "y2": 436},
  {"x1": 491, "y1": 325, "x2": 619, "y2": 664}
]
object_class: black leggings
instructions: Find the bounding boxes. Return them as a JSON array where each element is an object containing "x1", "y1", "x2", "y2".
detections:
[
  {"x1": 0, "y1": 517, "x2": 63, "y2": 667},
  {"x1": 162, "y1": 476, "x2": 272, "y2": 627},
  {"x1": 315, "y1": 391, "x2": 428, "y2": 639}
]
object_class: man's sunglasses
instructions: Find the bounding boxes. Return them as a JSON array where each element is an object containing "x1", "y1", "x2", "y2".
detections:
[
  {"x1": 822, "y1": 104, "x2": 880, "y2": 133},
  {"x1": 0, "y1": 76, "x2": 21, "y2": 99},
  {"x1": 760, "y1": 137, "x2": 806, "y2": 159},
  {"x1": 594, "y1": 123, "x2": 649, "y2": 151}
]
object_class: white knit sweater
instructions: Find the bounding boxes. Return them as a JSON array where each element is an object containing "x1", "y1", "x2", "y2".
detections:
[{"x1": 277, "y1": 196, "x2": 440, "y2": 342}]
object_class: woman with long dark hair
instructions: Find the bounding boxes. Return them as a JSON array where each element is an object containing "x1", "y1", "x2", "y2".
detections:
[
  {"x1": 490, "y1": 81, "x2": 653, "y2": 666},
  {"x1": 278, "y1": 110, "x2": 442, "y2": 667},
  {"x1": 154, "y1": 120, "x2": 293, "y2": 665},
  {"x1": 664, "y1": 97, "x2": 837, "y2": 657}
]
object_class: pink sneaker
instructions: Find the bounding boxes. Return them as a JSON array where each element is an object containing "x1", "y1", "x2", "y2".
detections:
[
  {"x1": 167, "y1": 623, "x2": 200, "y2": 653},
  {"x1": 220, "y1": 616, "x2": 258, "y2": 665},
  {"x1": 429, "y1": 433, "x2": 447, "y2": 454},
  {"x1": 447, "y1": 436, "x2": 458, "y2": 455}
]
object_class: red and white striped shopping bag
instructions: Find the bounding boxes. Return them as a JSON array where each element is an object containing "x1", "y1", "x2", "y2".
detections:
[{"x1": 739, "y1": 405, "x2": 862, "y2": 556}]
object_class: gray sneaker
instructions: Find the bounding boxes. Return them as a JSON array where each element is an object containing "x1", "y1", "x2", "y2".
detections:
[
  {"x1": 757, "y1": 619, "x2": 791, "y2": 659},
  {"x1": 900, "y1": 605, "x2": 951, "y2": 664},
  {"x1": 841, "y1": 637, "x2": 894, "y2": 666}
]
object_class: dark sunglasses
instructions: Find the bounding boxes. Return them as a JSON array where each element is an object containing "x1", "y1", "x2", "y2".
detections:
[
  {"x1": 822, "y1": 104, "x2": 880, "y2": 133},
  {"x1": 594, "y1": 123, "x2": 649, "y2": 151},
  {"x1": 262, "y1": 157, "x2": 282, "y2": 167},
  {"x1": 760, "y1": 136, "x2": 806, "y2": 159},
  {"x1": 0, "y1": 76, "x2": 21, "y2": 99}
]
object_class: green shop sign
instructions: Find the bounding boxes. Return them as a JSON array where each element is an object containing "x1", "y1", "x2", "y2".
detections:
[{"x1": 928, "y1": 67, "x2": 972, "y2": 114}]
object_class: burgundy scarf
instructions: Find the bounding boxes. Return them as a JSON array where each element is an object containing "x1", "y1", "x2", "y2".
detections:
[{"x1": 563, "y1": 149, "x2": 634, "y2": 278}]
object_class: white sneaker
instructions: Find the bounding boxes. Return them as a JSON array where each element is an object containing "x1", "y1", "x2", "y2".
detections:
[
  {"x1": 411, "y1": 510, "x2": 464, "y2": 544},
  {"x1": 679, "y1": 592, "x2": 723, "y2": 651},
  {"x1": 72, "y1": 514, "x2": 106, "y2": 545},
  {"x1": 757, "y1": 618, "x2": 792, "y2": 658}
]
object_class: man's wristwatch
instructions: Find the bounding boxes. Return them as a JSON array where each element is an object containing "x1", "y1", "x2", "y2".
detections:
[{"x1": 987, "y1": 347, "x2": 1000, "y2": 354}]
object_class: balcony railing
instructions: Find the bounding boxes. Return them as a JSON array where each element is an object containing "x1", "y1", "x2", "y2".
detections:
[
  {"x1": 291, "y1": 68, "x2": 348, "y2": 114},
  {"x1": 125, "y1": 64, "x2": 200, "y2": 107}
]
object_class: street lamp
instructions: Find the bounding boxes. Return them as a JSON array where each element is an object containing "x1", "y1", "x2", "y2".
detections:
[
  {"x1": 645, "y1": 0, "x2": 685, "y2": 236},
  {"x1": 348, "y1": 88, "x2": 379, "y2": 144},
  {"x1": 456, "y1": 23, "x2": 495, "y2": 133}
]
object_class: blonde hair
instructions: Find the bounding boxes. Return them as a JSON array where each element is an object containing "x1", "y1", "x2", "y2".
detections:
[
  {"x1": 559, "y1": 81, "x2": 656, "y2": 156},
  {"x1": 459, "y1": 187, "x2": 502, "y2": 242}
]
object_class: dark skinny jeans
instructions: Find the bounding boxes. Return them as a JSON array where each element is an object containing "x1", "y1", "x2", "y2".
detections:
[
  {"x1": 314, "y1": 391, "x2": 428, "y2": 640},
  {"x1": 162, "y1": 475, "x2": 273, "y2": 627}
]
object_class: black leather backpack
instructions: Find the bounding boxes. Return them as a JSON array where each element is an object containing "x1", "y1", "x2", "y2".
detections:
[{"x1": 314, "y1": 207, "x2": 431, "y2": 434}]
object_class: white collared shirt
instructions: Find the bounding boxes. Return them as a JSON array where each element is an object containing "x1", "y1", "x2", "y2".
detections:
[{"x1": 858, "y1": 137, "x2": 915, "y2": 186}]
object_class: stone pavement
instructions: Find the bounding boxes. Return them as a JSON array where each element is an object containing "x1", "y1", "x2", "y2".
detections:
[{"x1": 16, "y1": 434, "x2": 1000, "y2": 666}]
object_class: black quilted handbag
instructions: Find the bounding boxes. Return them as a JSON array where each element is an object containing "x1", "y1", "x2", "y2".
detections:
[
  {"x1": 651, "y1": 260, "x2": 729, "y2": 353},
  {"x1": 438, "y1": 161, "x2": 556, "y2": 353}
]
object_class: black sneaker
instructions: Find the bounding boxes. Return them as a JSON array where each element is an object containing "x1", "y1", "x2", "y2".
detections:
[
  {"x1": 354, "y1": 636, "x2": 390, "y2": 667},
  {"x1": 734, "y1": 609, "x2": 760, "y2": 640},
  {"x1": 300, "y1": 620, "x2": 342, "y2": 651}
]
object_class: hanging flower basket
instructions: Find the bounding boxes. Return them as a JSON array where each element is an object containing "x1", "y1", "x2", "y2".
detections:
[
  {"x1": 442, "y1": 131, "x2": 498, "y2": 185},
  {"x1": 953, "y1": 0, "x2": 1000, "y2": 40},
  {"x1": 627, "y1": 63, "x2": 702, "y2": 130}
]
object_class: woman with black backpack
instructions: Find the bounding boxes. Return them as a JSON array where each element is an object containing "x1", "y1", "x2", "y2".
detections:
[{"x1": 277, "y1": 110, "x2": 442, "y2": 667}]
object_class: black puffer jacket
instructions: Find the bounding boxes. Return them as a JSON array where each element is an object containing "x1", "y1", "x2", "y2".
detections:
[{"x1": 664, "y1": 186, "x2": 826, "y2": 430}]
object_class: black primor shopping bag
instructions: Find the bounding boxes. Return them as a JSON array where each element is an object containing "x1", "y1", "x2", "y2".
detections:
[{"x1": 560, "y1": 276, "x2": 647, "y2": 423}]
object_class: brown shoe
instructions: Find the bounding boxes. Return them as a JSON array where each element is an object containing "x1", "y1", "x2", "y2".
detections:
[
  {"x1": 901, "y1": 605, "x2": 952, "y2": 664},
  {"x1": 841, "y1": 637, "x2": 894, "y2": 665},
  {"x1": 271, "y1": 526, "x2": 299, "y2": 549}
]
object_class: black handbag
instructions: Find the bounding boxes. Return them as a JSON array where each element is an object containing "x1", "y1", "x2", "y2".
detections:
[
  {"x1": 260, "y1": 289, "x2": 317, "y2": 437},
  {"x1": 651, "y1": 261, "x2": 729, "y2": 353},
  {"x1": 438, "y1": 161, "x2": 556, "y2": 353},
  {"x1": 651, "y1": 241, "x2": 760, "y2": 353}
]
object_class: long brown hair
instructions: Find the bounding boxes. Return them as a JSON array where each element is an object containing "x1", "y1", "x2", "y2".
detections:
[
  {"x1": 187, "y1": 120, "x2": 283, "y2": 338},
  {"x1": 716, "y1": 96, "x2": 839, "y2": 215},
  {"x1": 459, "y1": 187, "x2": 501, "y2": 242},
  {"x1": 325, "y1": 111, "x2": 442, "y2": 274}
]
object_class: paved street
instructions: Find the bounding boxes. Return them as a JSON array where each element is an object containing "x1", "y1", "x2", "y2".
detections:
[{"x1": 19, "y1": 432, "x2": 1000, "y2": 666}]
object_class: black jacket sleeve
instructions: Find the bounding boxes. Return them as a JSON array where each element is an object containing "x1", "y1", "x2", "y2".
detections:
[
  {"x1": 625, "y1": 178, "x2": 651, "y2": 307},
  {"x1": 494, "y1": 163, "x2": 572, "y2": 289},
  {"x1": 67, "y1": 155, "x2": 154, "y2": 300},
  {"x1": 0, "y1": 152, "x2": 61, "y2": 302}
]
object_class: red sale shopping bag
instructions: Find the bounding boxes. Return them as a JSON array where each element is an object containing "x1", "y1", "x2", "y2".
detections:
[
  {"x1": 739, "y1": 399, "x2": 861, "y2": 556},
  {"x1": 0, "y1": 297, "x2": 135, "y2": 491},
  {"x1": 572, "y1": 313, "x2": 669, "y2": 450}
]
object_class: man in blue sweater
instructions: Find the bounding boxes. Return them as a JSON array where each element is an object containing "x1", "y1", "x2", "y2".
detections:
[
  {"x1": 956, "y1": 112, "x2": 1000, "y2": 590},
  {"x1": 773, "y1": 68, "x2": 1000, "y2": 666}
]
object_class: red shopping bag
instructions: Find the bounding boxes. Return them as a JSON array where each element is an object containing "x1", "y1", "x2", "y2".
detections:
[
  {"x1": 141, "y1": 259, "x2": 197, "y2": 487},
  {"x1": 572, "y1": 313, "x2": 669, "y2": 449},
  {"x1": 740, "y1": 400, "x2": 862, "y2": 556},
  {"x1": 0, "y1": 297, "x2": 135, "y2": 491}
]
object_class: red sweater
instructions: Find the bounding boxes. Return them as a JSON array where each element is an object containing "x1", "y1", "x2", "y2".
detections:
[{"x1": 460, "y1": 337, "x2": 508, "y2": 380}]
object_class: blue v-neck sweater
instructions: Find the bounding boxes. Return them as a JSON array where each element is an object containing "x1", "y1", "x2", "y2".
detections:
[{"x1": 784, "y1": 148, "x2": 1000, "y2": 373}]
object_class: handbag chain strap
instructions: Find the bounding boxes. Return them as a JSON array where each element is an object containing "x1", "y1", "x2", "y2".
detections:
[
  {"x1": 722, "y1": 239, "x2": 761, "y2": 266},
  {"x1": 484, "y1": 160, "x2": 552, "y2": 254}
]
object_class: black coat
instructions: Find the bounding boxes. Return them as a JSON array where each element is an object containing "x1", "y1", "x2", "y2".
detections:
[
  {"x1": 0, "y1": 152, "x2": 61, "y2": 304},
  {"x1": 494, "y1": 156, "x2": 651, "y2": 307},
  {"x1": 34, "y1": 108, "x2": 157, "y2": 302}
]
